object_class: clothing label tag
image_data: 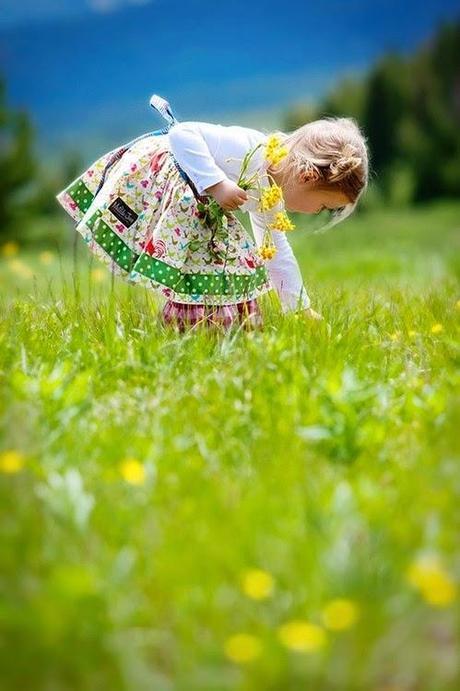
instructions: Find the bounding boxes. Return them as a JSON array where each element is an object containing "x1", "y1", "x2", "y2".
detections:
[{"x1": 108, "y1": 197, "x2": 138, "y2": 227}]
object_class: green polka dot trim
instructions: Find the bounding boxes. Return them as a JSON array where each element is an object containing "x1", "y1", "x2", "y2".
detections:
[
  {"x1": 92, "y1": 217, "x2": 138, "y2": 272},
  {"x1": 87, "y1": 215, "x2": 269, "y2": 298},
  {"x1": 68, "y1": 179, "x2": 95, "y2": 214}
]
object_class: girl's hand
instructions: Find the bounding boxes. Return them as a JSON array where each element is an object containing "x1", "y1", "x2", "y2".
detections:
[{"x1": 205, "y1": 180, "x2": 249, "y2": 211}]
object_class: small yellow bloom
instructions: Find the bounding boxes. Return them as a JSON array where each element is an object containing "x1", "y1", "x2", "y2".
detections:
[
  {"x1": 268, "y1": 211, "x2": 295, "y2": 232},
  {"x1": 1, "y1": 241, "x2": 19, "y2": 257},
  {"x1": 431, "y1": 323, "x2": 443, "y2": 334},
  {"x1": 277, "y1": 620, "x2": 327, "y2": 652},
  {"x1": 456, "y1": 299, "x2": 460, "y2": 310},
  {"x1": 258, "y1": 245, "x2": 277, "y2": 260},
  {"x1": 39, "y1": 251, "x2": 55, "y2": 265},
  {"x1": 259, "y1": 184, "x2": 284, "y2": 211},
  {"x1": 265, "y1": 134, "x2": 282, "y2": 151},
  {"x1": 389, "y1": 331, "x2": 400, "y2": 342},
  {"x1": 224, "y1": 633, "x2": 262, "y2": 663},
  {"x1": 321, "y1": 598, "x2": 359, "y2": 631},
  {"x1": 265, "y1": 135, "x2": 289, "y2": 167},
  {"x1": 266, "y1": 147, "x2": 289, "y2": 167},
  {"x1": 406, "y1": 556, "x2": 457, "y2": 607},
  {"x1": 408, "y1": 330, "x2": 417, "y2": 338},
  {"x1": 91, "y1": 268, "x2": 106, "y2": 283},
  {"x1": 0, "y1": 449, "x2": 25, "y2": 474},
  {"x1": 119, "y1": 458, "x2": 146, "y2": 485},
  {"x1": 240, "y1": 568, "x2": 274, "y2": 600}
]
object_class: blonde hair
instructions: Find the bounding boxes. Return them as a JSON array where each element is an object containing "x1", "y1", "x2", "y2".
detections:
[{"x1": 270, "y1": 116, "x2": 369, "y2": 230}]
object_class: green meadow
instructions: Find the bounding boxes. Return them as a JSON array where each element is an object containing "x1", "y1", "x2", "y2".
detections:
[{"x1": 1, "y1": 200, "x2": 459, "y2": 690}]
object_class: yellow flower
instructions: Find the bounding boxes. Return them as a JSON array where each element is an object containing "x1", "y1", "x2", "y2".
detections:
[
  {"x1": 240, "y1": 568, "x2": 274, "y2": 600},
  {"x1": 266, "y1": 135, "x2": 282, "y2": 150},
  {"x1": 406, "y1": 556, "x2": 457, "y2": 607},
  {"x1": 431, "y1": 323, "x2": 443, "y2": 334},
  {"x1": 224, "y1": 633, "x2": 262, "y2": 663},
  {"x1": 408, "y1": 330, "x2": 417, "y2": 338},
  {"x1": 1, "y1": 241, "x2": 19, "y2": 257},
  {"x1": 456, "y1": 299, "x2": 460, "y2": 310},
  {"x1": 268, "y1": 211, "x2": 296, "y2": 232},
  {"x1": 39, "y1": 251, "x2": 55, "y2": 265},
  {"x1": 0, "y1": 449, "x2": 25, "y2": 474},
  {"x1": 257, "y1": 245, "x2": 277, "y2": 260},
  {"x1": 259, "y1": 184, "x2": 284, "y2": 211},
  {"x1": 389, "y1": 331, "x2": 400, "y2": 342},
  {"x1": 321, "y1": 598, "x2": 359, "y2": 631},
  {"x1": 265, "y1": 135, "x2": 289, "y2": 167},
  {"x1": 277, "y1": 620, "x2": 327, "y2": 652},
  {"x1": 266, "y1": 147, "x2": 289, "y2": 166},
  {"x1": 119, "y1": 458, "x2": 146, "y2": 485},
  {"x1": 91, "y1": 268, "x2": 106, "y2": 283}
]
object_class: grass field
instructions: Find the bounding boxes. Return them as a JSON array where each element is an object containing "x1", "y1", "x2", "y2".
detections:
[{"x1": 1, "y1": 200, "x2": 459, "y2": 690}]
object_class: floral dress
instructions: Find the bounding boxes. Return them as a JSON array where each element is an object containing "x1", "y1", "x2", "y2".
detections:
[{"x1": 55, "y1": 95, "x2": 274, "y2": 330}]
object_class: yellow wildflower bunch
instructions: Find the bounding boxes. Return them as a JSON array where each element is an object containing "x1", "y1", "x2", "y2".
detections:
[
  {"x1": 269, "y1": 211, "x2": 296, "y2": 232},
  {"x1": 258, "y1": 244, "x2": 277, "y2": 260},
  {"x1": 265, "y1": 135, "x2": 289, "y2": 166},
  {"x1": 259, "y1": 183, "x2": 284, "y2": 211}
]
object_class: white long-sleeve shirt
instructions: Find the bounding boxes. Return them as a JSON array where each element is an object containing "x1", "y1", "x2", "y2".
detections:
[{"x1": 167, "y1": 121, "x2": 311, "y2": 312}]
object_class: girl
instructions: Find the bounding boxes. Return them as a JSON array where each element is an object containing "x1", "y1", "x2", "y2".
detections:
[{"x1": 56, "y1": 94, "x2": 368, "y2": 331}]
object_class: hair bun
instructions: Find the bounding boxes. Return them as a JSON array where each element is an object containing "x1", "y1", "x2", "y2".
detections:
[{"x1": 329, "y1": 144, "x2": 362, "y2": 181}]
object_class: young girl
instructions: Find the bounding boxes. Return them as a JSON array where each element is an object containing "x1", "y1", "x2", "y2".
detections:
[{"x1": 56, "y1": 94, "x2": 368, "y2": 331}]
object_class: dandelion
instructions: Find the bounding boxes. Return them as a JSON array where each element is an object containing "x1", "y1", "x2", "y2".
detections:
[
  {"x1": 406, "y1": 555, "x2": 457, "y2": 607},
  {"x1": 240, "y1": 568, "x2": 274, "y2": 600},
  {"x1": 389, "y1": 332, "x2": 400, "y2": 342},
  {"x1": 268, "y1": 211, "x2": 296, "y2": 232},
  {"x1": 224, "y1": 633, "x2": 262, "y2": 663},
  {"x1": 431, "y1": 323, "x2": 443, "y2": 334},
  {"x1": 39, "y1": 251, "x2": 55, "y2": 265},
  {"x1": 119, "y1": 458, "x2": 146, "y2": 485},
  {"x1": 1, "y1": 241, "x2": 19, "y2": 257},
  {"x1": 0, "y1": 449, "x2": 25, "y2": 474},
  {"x1": 91, "y1": 268, "x2": 106, "y2": 283},
  {"x1": 321, "y1": 598, "x2": 359, "y2": 631},
  {"x1": 277, "y1": 620, "x2": 327, "y2": 653}
]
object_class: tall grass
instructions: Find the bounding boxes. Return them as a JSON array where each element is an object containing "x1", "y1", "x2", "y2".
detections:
[{"x1": 0, "y1": 201, "x2": 459, "y2": 690}]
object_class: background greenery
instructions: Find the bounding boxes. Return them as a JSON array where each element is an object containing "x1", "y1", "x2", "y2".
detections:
[{"x1": 0, "y1": 17, "x2": 459, "y2": 691}]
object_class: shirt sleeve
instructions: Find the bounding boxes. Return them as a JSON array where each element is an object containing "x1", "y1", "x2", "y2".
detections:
[
  {"x1": 167, "y1": 121, "x2": 230, "y2": 195},
  {"x1": 249, "y1": 210, "x2": 311, "y2": 312}
]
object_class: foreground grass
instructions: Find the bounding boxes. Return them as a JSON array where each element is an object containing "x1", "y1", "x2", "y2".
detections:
[{"x1": 0, "y1": 201, "x2": 459, "y2": 690}]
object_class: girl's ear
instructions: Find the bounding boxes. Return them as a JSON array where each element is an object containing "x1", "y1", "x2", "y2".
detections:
[{"x1": 300, "y1": 168, "x2": 321, "y2": 184}]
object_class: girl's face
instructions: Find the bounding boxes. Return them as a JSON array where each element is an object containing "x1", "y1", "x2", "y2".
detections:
[
  {"x1": 282, "y1": 178, "x2": 350, "y2": 214},
  {"x1": 268, "y1": 165, "x2": 350, "y2": 214}
]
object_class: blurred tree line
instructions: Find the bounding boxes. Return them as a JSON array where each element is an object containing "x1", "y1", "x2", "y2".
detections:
[
  {"x1": 284, "y1": 19, "x2": 460, "y2": 208},
  {"x1": 0, "y1": 19, "x2": 459, "y2": 244},
  {"x1": 0, "y1": 78, "x2": 83, "y2": 245}
]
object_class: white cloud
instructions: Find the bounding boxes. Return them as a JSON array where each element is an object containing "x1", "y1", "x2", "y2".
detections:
[
  {"x1": 0, "y1": 0, "x2": 155, "y2": 29},
  {"x1": 87, "y1": 0, "x2": 153, "y2": 14}
]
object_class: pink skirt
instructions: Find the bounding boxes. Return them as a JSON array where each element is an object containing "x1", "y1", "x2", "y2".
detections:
[{"x1": 161, "y1": 298, "x2": 263, "y2": 331}]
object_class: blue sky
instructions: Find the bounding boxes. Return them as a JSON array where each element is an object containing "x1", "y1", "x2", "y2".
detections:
[{"x1": 1, "y1": 0, "x2": 459, "y2": 162}]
